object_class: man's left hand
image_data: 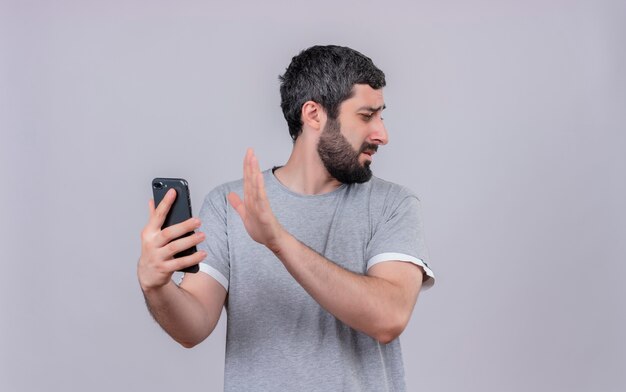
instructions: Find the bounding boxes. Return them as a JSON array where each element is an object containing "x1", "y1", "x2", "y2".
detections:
[{"x1": 228, "y1": 148, "x2": 285, "y2": 253}]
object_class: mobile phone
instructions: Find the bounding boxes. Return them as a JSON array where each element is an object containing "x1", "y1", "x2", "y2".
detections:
[{"x1": 151, "y1": 178, "x2": 199, "y2": 273}]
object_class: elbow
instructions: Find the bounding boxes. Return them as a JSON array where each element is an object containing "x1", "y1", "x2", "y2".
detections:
[
  {"x1": 373, "y1": 314, "x2": 409, "y2": 344},
  {"x1": 176, "y1": 333, "x2": 208, "y2": 349},
  {"x1": 376, "y1": 334, "x2": 397, "y2": 345},
  {"x1": 176, "y1": 318, "x2": 219, "y2": 349},
  {"x1": 374, "y1": 326, "x2": 403, "y2": 345},
  {"x1": 179, "y1": 340, "x2": 199, "y2": 349}
]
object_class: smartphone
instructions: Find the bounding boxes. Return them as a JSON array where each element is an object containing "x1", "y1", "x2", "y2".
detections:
[{"x1": 151, "y1": 178, "x2": 199, "y2": 273}]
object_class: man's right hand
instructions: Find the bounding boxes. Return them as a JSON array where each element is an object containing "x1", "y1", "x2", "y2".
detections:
[{"x1": 137, "y1": 188, "x2": 207, "y2": 292}]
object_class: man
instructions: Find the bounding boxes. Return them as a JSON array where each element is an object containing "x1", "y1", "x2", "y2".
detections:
[{"x1": 138, "y1": 45, "x2": 435, "y2": 391}]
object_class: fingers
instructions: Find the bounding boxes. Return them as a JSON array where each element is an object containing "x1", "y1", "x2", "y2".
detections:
[
  {"x1": 238, "y1": 147, "x2": 269, "y2": 216},
  {"x1": 139, "y1": 189, "x2": 204, "y2": 291},
  {"x1": 156, "y1": 217, "x2": 202, "y2": 247},
  {"x1": 227, "y1": 192, "x2": 246, "y2": 219},
  {"x1": 250, "y1": 153, "x2": 261, "y2": 202},
  {"x1": 244, "y1": 148, "x2": 263, "y2": 205},
  {"x1": 161, "y1": 231, "x2": 206, "y2": 258},
  {"x1": 165, "y1": 250, "x2": 207, "y2": 272},
  {"x1": 148, "y1": 188, "x2": 177, "y2": 230},
  {"x1": 256, "y1": 169, "x2": 268, "y2": 205},
  {"x1": 248, "y1": 151, "x2": 270, "y2": 212},
  {"x1": 244, "y1": 148, "x2": 255, "y2": 211}
]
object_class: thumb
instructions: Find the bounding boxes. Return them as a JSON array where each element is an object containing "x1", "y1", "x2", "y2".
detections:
[{"x1": 227, "y1": 192, "x2": 246, "y2": 219}]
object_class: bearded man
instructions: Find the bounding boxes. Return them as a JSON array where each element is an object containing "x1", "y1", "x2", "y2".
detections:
[{"x1": 138, "y1": 45, "x2": 435, "y2": 392}]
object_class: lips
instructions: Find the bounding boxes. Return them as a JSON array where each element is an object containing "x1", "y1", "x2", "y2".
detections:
[{"x1": 361, "y1": 144, "x2": 377, "y2": 154}]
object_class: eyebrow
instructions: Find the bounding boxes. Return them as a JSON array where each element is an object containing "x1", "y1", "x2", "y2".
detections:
[{"x1": 357, "y1": 104, "x2": 386, "y2": 112}]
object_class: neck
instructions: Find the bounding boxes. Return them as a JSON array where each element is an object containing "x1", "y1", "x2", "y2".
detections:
[{"x1": 274, "y1": 134, "x2": 342, "y2": 195}]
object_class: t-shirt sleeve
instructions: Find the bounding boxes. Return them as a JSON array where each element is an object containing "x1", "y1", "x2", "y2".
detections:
[
  {"x1": 193, "y1": 187, "x2": 230, "y2": 291},
  {"x1": 365, "y1": 195, "x2": 435, "y2": 289}
]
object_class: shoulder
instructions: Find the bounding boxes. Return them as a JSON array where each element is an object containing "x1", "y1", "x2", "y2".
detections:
[
  {"x1": 201, "y1": 169, "x2": 276, "y2": 211},
  {"x1": 355, "y1": 176, "x2": 420, "y2": 209},
  {"x1": 203, "y1": 177, "x2": 244, "y2": 203},
  {"x1": 204, "y1": 169, "x2": 276, "y2": 200},
  {"x1": 199, "y1": 178, "x2": 243, "y2": 218},
  {"x1": 370, "y1": 176, "x2": 418, "y2": 197}
]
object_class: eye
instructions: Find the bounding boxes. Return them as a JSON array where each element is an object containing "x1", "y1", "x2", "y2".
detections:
[{"x1": 360, "y1": 113, "x2": 374, "y2": 121}]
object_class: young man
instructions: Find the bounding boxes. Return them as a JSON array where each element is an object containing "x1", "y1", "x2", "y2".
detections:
[{"x1": 138, "y1": 45, "x2": 435, "y2": 391}]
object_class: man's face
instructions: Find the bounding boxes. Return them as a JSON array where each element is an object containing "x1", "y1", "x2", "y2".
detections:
[{"x1": 317, "y1": 84, "x2": 388, "y2": 184}]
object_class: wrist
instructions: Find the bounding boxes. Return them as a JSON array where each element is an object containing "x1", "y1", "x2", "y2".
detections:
[
  {"x1": 267, "y1": 226, "x2": 290, "y2": 256},
  {"x1": 141, "y1": 280, "x2": 176, "y2": 298},
  {"x1": 138, "y1": 270, "x2": 172, "y2": 295}
]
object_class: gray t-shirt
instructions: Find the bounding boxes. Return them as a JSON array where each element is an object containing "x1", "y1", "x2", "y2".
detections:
[{"x1": 195, "y1": 169, "x2": 435, "y2": 392}]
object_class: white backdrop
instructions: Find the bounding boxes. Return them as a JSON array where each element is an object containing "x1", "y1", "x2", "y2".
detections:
[{"x1": 1, "y1": 1, "x2": 625, "y2": 391}]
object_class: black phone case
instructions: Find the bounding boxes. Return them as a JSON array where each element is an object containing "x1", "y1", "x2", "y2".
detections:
[{"x1": 151, "y1": 178, "x2": 199, "y2": 273}]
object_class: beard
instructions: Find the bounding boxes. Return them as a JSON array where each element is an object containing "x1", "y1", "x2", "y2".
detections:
[{"x1": 317, "y1": 117, "x2": 378, "y2": 184}]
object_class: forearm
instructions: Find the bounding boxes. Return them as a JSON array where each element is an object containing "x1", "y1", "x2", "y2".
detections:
[
  {"x1": 273, "y1": 232, "x2": 415, "y2": 343},
  {"x1": 141, "y1": 280, "x2": 212, "y2": 348}
]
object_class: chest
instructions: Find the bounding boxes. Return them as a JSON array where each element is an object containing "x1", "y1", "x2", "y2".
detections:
[{"x1": 224, "y1": 194, "x2": 376, "y2": 311}]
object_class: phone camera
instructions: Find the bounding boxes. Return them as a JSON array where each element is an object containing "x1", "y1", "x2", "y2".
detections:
[{"x1": 153, "y1": 182, "x2": 164, "y2": 190}]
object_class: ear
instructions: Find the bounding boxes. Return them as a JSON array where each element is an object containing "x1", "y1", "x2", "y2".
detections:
[{"x1": 301, "y1": 101, "x2": 325, "y2": 133}]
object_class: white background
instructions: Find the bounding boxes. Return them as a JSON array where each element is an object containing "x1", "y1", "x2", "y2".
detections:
[{"x1": 1, "y1": 1, "x2": 624, "y2": 391}]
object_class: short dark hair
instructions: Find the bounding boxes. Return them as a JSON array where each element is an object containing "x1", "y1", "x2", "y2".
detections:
[{"x1": 279, "y1": 45, "x2": 386, "y2": 141}]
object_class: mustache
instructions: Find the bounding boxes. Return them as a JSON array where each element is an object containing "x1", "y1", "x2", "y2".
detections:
[{"x1": 359, "y1": 143, "x2": 379, "y2": 154}]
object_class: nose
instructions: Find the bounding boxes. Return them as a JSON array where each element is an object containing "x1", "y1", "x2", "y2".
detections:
[{"x1": 369, "y1": 117, "x2": 388, "y2": 146}]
